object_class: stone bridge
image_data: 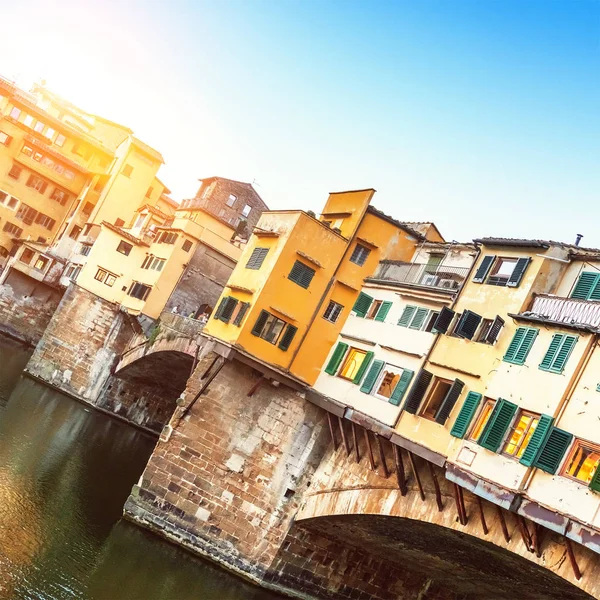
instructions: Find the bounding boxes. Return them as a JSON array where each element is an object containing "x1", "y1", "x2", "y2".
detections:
[{"x1": 124, "y1": 347, "x2": 600, "y2": 600}]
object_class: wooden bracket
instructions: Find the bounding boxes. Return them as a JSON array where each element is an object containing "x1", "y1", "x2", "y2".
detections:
[
  {"x1": 338, "y1": 416, "x2": 351, "y2": 456},
  {"x1": 496, "y1": 506, "x2": 510, "y2": 543},
  {"x1": 392, "y1": 444, "x2": 407, "y2": 495},
  {"x1": 376, "y1": 435, "x2": 390, "y2": 479},
  {"x1": 453, "y1": 483, "x2": 468, "y2": 525},
  {"x1": 565, "y1": 537, "x2": 582, "y2": 580},
  {"x1": 351, "y1": 422, "x2": 360, "y2": 463},
  {"x1": 476, "y1": 496, "x2": 488, "y2": 535},
  {"x1": 327, "y1": 413, "x2": 338, "y2": 450},
  {"x1": 427, "y1": 462, "x2": 443, "y2": 511},
  {"x1": 364, "y1": 429, "x2": 376, "y2": 471},
  {"x1": 408, "y1": 452, "x2": 425, "y2": 501}
]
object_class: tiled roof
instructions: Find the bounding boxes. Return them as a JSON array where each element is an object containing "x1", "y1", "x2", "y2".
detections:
[
  {"x1": 475, "y1": 237, "x2": 600, "y2": 254},
  {"x1": 102, "y1": 221, "x2": 150, "y2": 246}
]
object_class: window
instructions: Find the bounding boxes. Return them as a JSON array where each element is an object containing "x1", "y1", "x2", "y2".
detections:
[
  {"x1": 502, "y1": 410, "x2": 540, "y2": 459},
  {"x1": 8, "y1": 164, "x2": 22, "y2": 179},
  {"x1": 227, "y1": 194, "x2": 237, "y2": 207},
  {"x1": 159, "y1": 232, "x2": 178, "y2": 244},
  {"x1": 34, "y1": 256, "x2": 49, "y2": 271},
  {"x1": 503, "y1": 327, "x2": 539, "y2": 365},
  {"x1": 3, "y1": 222, "x2": 23, "y2": 237},
  {"x1": 242, "y1": 204, "x2": 251, "y2": 217},
  {"x1": 539, "y1": 334, "x2": 578, "y2": 373},
  {"x1": 37, "y1": 237, "x2": 46, "y2": 243},
  {"x1": 50, "y1": 188, "x2": 68, "y2": 205},
  {"x1": 33, "y1": 151, "x2": 43, "y2": 162},
  {"x1": 563, "y1": 440, "x2": 600, "y2": 484},
  {"x1": 34, "y1": 121, "x2": 44, "y2": 133},
  {"x1": 570, "y1": 272, "x2": 600, "y2": 301},
  {"x1": 0, "y1": 131, "x2": 12, "y2": 146},
  {"x1": 352, "y1": 291, "x2": 373, "y2": 317},
  {"x1": 114, "y1": 218, "x2": 125, "y2": 228},
  {"x1": 373, "y1": 364, "x2": 404, "y2": 401},
  {"x1": 366, "y1": 300, "x2": 383, "y2": 319},
  {"x1": 122, "y1": 164, "x2": 133, "y2": 177},
  {"x1": 95, "y1": 268, "x2": 107, "y2": 282},
  {"x1": 35, "y1": 213, "x2": 56, "y2": 231},
  {"x1": 469, "y1": 398, "x2": 496, "y2": 441},
  {"x1": 398, "y1": 305, "x2": 430, "y2": 330},
  {"x1": 474, "y1": 255, "x2": 531, "y2": 288},
  {"x1": 44, "y1": 127, "x2": 55, "y2": 140},
  {"x1": 288, "y1": 260, "x2": 315, "y2": 289},
  {"x1": 24, "y1": 115, "x2": 34, "y2": 127},
  {"x1": 251, "y1": 311, "x2": 286, "y2": 345},
  {"x1": 421, "y1": 378, "x2": 452, "y2": 421},
  {"x1": 323, "y1": 300, "x2": 343, "y2": 323},
  {"x1": 232, "y1": 302, "x2": 250, "y2": 327},
  {"x1": 448, "y1": 312, "x2": 463, "y2": 337},
  {"x1": 94, "y1": 269, "x2": 116, "y2": 286},
  {"x1": 26, "y1": 175, "x2": 48, "y2": 194},
  {"x1": 16, "y1": 203, "x2": 38, "y2": 225},
  {"x1": 349, "y1": 243, "x2": 370, "y2": 266},
  {"x1": 246, "y1": 247, "x2": 269, "y2": 270},
  {"x1": 476, "y1": 319, "x2": 494, "y2": 343},
  {"x1": 20, "y1": 248, "x2": 35, "y2": 265},
  {"x1": 21, "y1": 145, "x2": 33, "y2": 157},
  {"x1": 218, "y1": 209, "x2": 226, "y2": 218},
  {"x1": 424, "y1": 311, "x2": 441, "y2": 332},
  {"x1": 9, "y1": 107, "x2": 21, "y2": 120},
  {"x1": 64, "y1": 170, "x2": 75, "y2": 180},
  {"x1": 55, "y1": 133, "x2": 66, "y2": 147},
  {"x1": 82, "y1": 202, "x2": 94, "y2": 215},
  {"x1": 69, "y1": 225, "x2": 82, "y2": 240},
  {"x1": 182, "y1": 239, "x2": 193, "y2": 252},
  {"x1": 146, "y1": 186, "x2": 153, "y2": 198},
  {"x1": 339, "y1": 348, "x2": 368, "y2": 380},
  {"x1": 42, "y1": 156, "x2": 55, "y2": 169},
  {"x1": 128, "y1": 282, "x2": 151, "y2": 300},
  {"x1": 80, "y1": 245, "x2": 91, "y2": 256},
  {"x1": 117, "y1": 241, "x2": 133, "y2": 256},
  {"x1": 150, "y1": 257, "x2": 165, "y2": 271},
  {"x1": 6, "y1": 196, "x2": 18, "y2": 210}
]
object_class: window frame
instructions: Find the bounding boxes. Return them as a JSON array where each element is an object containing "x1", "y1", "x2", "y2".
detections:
[
  {"x1": 338, "y1": 347, "x2": 369, "y2": 381},
  {"x1": 486, "y1": 257, "x2": 519, "y2": 286},
  {"x1": 539, "y1": 334, "x2": 578, "y2": 374},
  {"x1": 419, "y1": 377, "x2": 453, "y2": 422},
  {"x1": 116, "y1": 240, "x2": 133, "y2": 256},
  {"x1": 182, "y1": 239, "x2": 193, "y2": 252},
  {"x1": 323, "y1": 300, "x2": 344, "y2": 323},
  {"x1": 365, "y1": 299, "x2": 383, "y2": 320},
  {"x1": 561, "y1": 438, "x2": 600, "y2": 485},
  {"x1": 372, "y1": 363, "x2": 404, "y2": 402},
  {"x1": 349, "y1": 243, "x2": 371, "y2": 267},
  {"x1": 0, "y1": 131, "x2": 11, "y2": 146},
  {"x1": 241, "y1": 203, "x2": 251, "y2": 217},
  {"x1": 122, "y1": 164, "x2": 134, "y2": 177},
  {"x1": 288, "y1": 260, "x2": 316, "y2": 289},
  {"x1": 501, "y1": 409, "x2": 541, "y2": 460},
  {"x1": 227, "y1": 194, "x2": 237, "y2": 207},
  {"x1": 257, "y1": 313, "x2": 287, "y2": 345},
  {"x1": 468, "y1": 398, "x2": 496, "y2": 442}
]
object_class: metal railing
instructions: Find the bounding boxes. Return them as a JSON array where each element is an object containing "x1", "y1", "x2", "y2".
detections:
[
  {"x1": 371, "y1": 261, "x2": 471, "y2": 291},
  {"x1": 527, "y1": 295, "x2": 600, "y2": 329}
]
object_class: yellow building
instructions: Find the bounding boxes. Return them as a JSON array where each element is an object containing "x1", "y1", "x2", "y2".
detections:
[{"x1": 204, "y1": 189, "x2": 443, "y2": 385}]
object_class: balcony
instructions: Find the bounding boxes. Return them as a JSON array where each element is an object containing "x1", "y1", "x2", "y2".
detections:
[
  {"x1": 369, "y1": 261, "x2": 470, "y2": 291},
  {"x1": 524, "y1": 294, "x2": 600, "y2": 330}
]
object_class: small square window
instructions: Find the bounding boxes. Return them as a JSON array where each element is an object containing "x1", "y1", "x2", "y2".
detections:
[
  {"x1": 323, "y1": 300, "x2": 344, "y2": 323},
  {"x1": 20, "y1": 248, "x2": 35, "y2": 265},
  {"x1": 8, "y1": 164, "x2": 22, "y2": 180},
  {"x1": 486, "y1": 257, "x2": 518, "y2": 286},
  {"x1": 34, "y1": 121, "x2": 44, "y2": 133},
  {"x1": 563, "y1": 439, "x2": 600, "y2": 484},
  {"x1": 69, "y1": 225, "x2": 82, "y2": 240},
  {"x1": 339, "y1": 348, "x2": 368, "y2": 380},
  {"x1": 21, "y1": 145, "x2": 33, "y2": 157},
  {"x1": 420, "y1": 378, "x2": 452, "y2": 421},
  {"x1": 45, "y1": 127, "x2": 55, "y2": 140},
  {"x1": 349, "y1": 243, "x2": 371, "y2": 266},
  {"x1": 117, "y1": 241, "x2": 133, "y2": 256},
  {"x1": 502, "y1": 410, "x2": 540, "y2": 459},
  {"x1": 227, "y1": 194, "x2": 237, "y2": 207},
  {"x1": 95, "y1": 268, "x2": 108, "y2": 282},
  {"x1": 256, "y1": 313, "x2": 286, "y2": 345},
  {"x1": 373, "y1": 364, "x2": 404, "y2": 401},
  {"x1": 122, "y1": 164, "x2": 133, "y2": 177},
  {"x1": 115, "y1": 218, "x2": 125, "y2": 227},
  {"x1": 366, "y1": 300, "x2": 383, "y2": 320},
  {"x1": 55, "y1": 134, "x2": 66, "y2": 147},
  {"x1": 9, "y1": 107, "x2": 21, "y2": 120},
  {"x1": 34, "y1": 257, "x2": 49, "y2": 271},
  {"x1": 24, "y1": 115, "x2": 35, "y2": 127},
  {"x1": 182, "y1": 239, "x2": 193, "y2": 252},
  {"x1": 242, "y1": 203, "x2": 251, "y2": 217},
  {"x1": 0, "y1": 131, "x2": 11, "y2": 146}
]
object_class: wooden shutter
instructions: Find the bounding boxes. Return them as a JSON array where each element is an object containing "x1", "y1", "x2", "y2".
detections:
[
  {"x1": 360, "y1": 359, "x2": 384, "y2": 393},
  {"x1": 434, "y1": 379, "x2": 465, "y2": 424},
  {"x1": 219, "y1": 297, "x2": 238, "y2": 323},
  {"x1": 233, "y1": 302, "x2": 250, "y2": 326},
  {"x1": 507, "y1": 257, "x2": 531, "y2": 287},
  {"x1": 250, "y1": 310, "x2": 269, "y2": 336},
  {"x1": 455, "y1": 310, "x2": 482, "y2": 340},
  {"x1": 571, "y1": 272, "x2": 600, "y2": 300},
  {"x1": 288, "y1": 260, "x2": 315, "y2": 289},
  {"x1": 432, "y1": 306, "x2": 455, "y2": 334},
  {"x1": 374, "y1": 301, "x2": 393, "y2": 322},
  {"x1": 478, "y1": 399, "x2": 518, "y2": 452},
  {"x1": 485, "y1": 316, "x2": 505, "y2": 345},
  {"x1": 353, "y1": 351, "x2": 375, "y2": 384},
  {"x1": 504, "y1": 327, "x2": 538, "y2": 364},
  {"x1": 398, "y1": 305, "x2": 416, "y2": 327},
  {"x1": 324, "y1": 342, "x2": 349, "y2": 375},
  {"x1": 539, "y1": 334, "x2": 564, "y2": 371},
  {"x1": 403, "y1": 369, "x2": 433, "y2": 414},
  {"x1": 246, "y1": 247, "x2": 269, "y2": 269},
  {"x1": 389, "y1": 369, "x2": 414, "y2": 406},
  {"x1": 589, "y1": 464, "x2": 600, "y2": 493},
  {"x1": 278, "y1": 324, "x2": 298, "y2": 351},
  {"x1": 533, "y1": 427, "x2": 573, "y2": 474},
  {"x1": 552, "y1": 335, "x2": 578, "y2": 373},
  {"x1": 352, "y1": 292, "x2": 373, "y2": 317},
  {"x1": 473, "y1": 255, "x2": 496, "y2": 283},
  {"x1": 213, "y1": 297, "x2": 228, "y2": 321},
  {"x1": 409, "y1": 307, "x2": 429, "y2": 330},
  {"x1": 450, "y1": 391, "x2": 482, "y2": 438},
  {"x1": 519, "y1": 414, "x2": 554, "y2": 467}
]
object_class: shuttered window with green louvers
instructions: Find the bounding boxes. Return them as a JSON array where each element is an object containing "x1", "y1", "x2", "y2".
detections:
[
  {"x1": 288, "y1": 260, "x2": 316, "y2": 289},
  {"x1": 503, "y1": 327, "x2": 539, "y2": 365},
  {"x1": 403, "y1": 369, "x2": 433, "y2": 414},
  {"x1": 250, "y1": 310, "x2": 269, "y2": 336},
  {"x1": 278, "y1": 324, "x2": 298, "y2": 351},
  {"x1": 478, "y1": 398, "x2": 518, "y2": 452},
  {"x1": 434, "y1": 379, "x2": 465, "y2": 424},
  {"x1": 450, "y1": 391, "x2": 482, "y2": 438},
  {"x1": 454, "y1": 310, "x2": 482, "y2": 340},
  {"x1": 389, "y1": 369, "x2": 414, "y2": 406},
  {"x1": 473, "y1": 255, "x2": 496, "y2": 283},
  {"x1": 533, "y1": 427, "x2": 573, "y2": 474},
  {"x1": 374, "y1": 301, "x2": 393, "y2": 322},
  {"x1": 352, "y1": 351, "x2": 374, "y2": 384},
  {"x1": 507, "y1": 257, "x2": 531, "y2": 287},
  {"x1": 589, "y1": 464, "x2": 600, "y2": 493},
  {"x1": 570, "y1": 271, "x2": 600, "y2": 301},
  {"x1": 398, "y1": 305, "x2": 416, "y2": 327},
  {"x1": 360, "y1": 359, "x2": 384, "y2": 393},
  {"x1": 233, "y1": 302, "x2": 250, "y2": 326},
  {"x1": 245, "y1": 247, "x2": 269, "y2": 270},
  {"x1": 409, "y1": 307, "x2": 429, "y2": 330},
  {"x1": 519, "y1": 414, "x2": 554, "y2": 467},
  {"x1": 324, "y1": 342, "x2": 349, "y2": 375},
  {"x1": 218, "y1": 297, "x2": 238, "y2": 323},
  {"x1": 352, "y1": 292, "x2": 373, "y2": 317},
  {"x1": 539, "y1": 334, "x2": 578, "y2": 373}
]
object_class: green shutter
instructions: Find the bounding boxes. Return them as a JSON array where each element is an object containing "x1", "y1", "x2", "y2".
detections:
[
  {"x1": 539, "y1": 334, "x2": 577, "y2": 373},
  {"x1": 374, "y1": 301, "x2": 392, "y2": 322},
  {"x1": 250, "y1": 309, "x2": 269, "y2": 336},
  {"x1": 219, "y1": 297, "x2": 238, "y2": 323},
  {"x1": 324, "y1": 342, "x2": 348, "y2": 375},
  {"x1": 403, "y1": 369, "x2": 433, "y2": 414},
  {"x1": 398, "y1": 305, "x2": 416, "y2": 327},
  {"x1": 450, "y1": 391, "x2": 482, "y2": 438},
  {"x1": 503, "y1": 327, "x2": 538, "y2": 365},
  {"x1": 589, "y1": 464, "x2": 600, "y2": 493},
  {"x1": 278, "y1": 324, "x2": 298, "y2": 351},
  {"x1": 503, "y1": 328, "x2": 525, "y2": 362},
  {"x1": 478, "y1": 399, "x2": 518, "y2": 452},
  {"x1": 434, "y1": 379, "x2": 465, "y2": 425},
  {"x1": 352, "y1": 292, "x2": 373, "y2": 318},
  {"x1": 473, "y1": 255, "x2": 496, "y2": 283},
  {"x1": 409, "y1": 307, "x2": 429, "y2": 330},
  {"x1": 519, "y1": 414, "x2": 554, "y2": 467},
  {"x1": 213, "y1": 297, "x2": 227, "y2": 321},
  {"x1": 389, "y1": 369, "x2": 414, "y2": 406},
  {"x1": 571, "y1": 272, "x2": 600, "y2": 300},
  {"x1": 360, "y1": 359, "x2": 384, "y2": 393},
  {"x1": 353, "y1": 351, "x2": 374, "y2": 384},
  {"x1": 533, "y1": 427, "x2": 573, "y2": 474},
  {"x1": 507, "y1": 257, "x2": 531, "y2": 288}
]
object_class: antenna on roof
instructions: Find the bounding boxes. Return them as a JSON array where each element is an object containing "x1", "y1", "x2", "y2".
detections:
[
  {"x1": 575, "y1": 233, "x2": 583, "y2": 246},
  {"x1": 252, "y1": 178, "x2": 260, "y2": 187}
]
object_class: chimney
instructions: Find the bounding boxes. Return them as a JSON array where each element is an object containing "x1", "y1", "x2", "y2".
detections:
[{"x1": 575, "y1": 234, "x2": 583, "y2": 247}]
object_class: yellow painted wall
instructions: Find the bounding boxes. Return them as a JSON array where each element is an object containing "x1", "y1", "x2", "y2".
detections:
[{"x1": 319, "y1": 189, "x2": 373, "y2": 239}]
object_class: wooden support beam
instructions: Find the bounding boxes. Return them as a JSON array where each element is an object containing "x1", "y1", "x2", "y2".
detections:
[
  {"x1": 338, "y1": 416, "x2": 351, "y2": 456},
  {"x1": 364, "y1": 429, "x2": 376, "y2": 471},
  {"x1": 376, "y1": 435, "x2": 390, "y2": 478},
  {"x1": 565, "y1": 537, "x2": 582, "y2": 580},
  {"x1": 517, "y1": 516, "x2": 533, "y2": 552},
  {"x1": 392, "y1": 444, "x2": 407, "y2": 495},
  {"x1": 351, "y1": 422, "x2": 360, "y2": 463},
  {"x1": 326, "y1": 412, "x2": 338, "y2": 450},
  {"x1": 247, "y1": 376, "x2": 266, "y2": 397},
  {"x1": 408, "y1": 452, "x2": 425, "y2": 501},
  {"x1": 496, "y1": 506, "x2": 510, "y2": 543},
  {"x1": 427, "y1": 462, "x2": 443, "y2": 511},
  {"x1": 453, "y1": 483, "x2": 468, "y2": 525},
  {"x1": 201, "y1": 355, "x2": 220, "y2": 379},
  {"x1": 476, "y1": 496, "x2": 488, "y2": 535},
  {"x1": 458, "y1": 484, "x2": 468, "y2": 525},
  {"x1": 531, "y1": 523, "x2": 542, "y2": 558}
]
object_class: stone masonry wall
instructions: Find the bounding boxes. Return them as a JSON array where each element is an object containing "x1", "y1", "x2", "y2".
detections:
[
  {"x1": 26, "y1": 283, "x2": 134, "y2": 402},
  {"x1": 0, "y1": 280, "x2": 62, "y2": 346}
]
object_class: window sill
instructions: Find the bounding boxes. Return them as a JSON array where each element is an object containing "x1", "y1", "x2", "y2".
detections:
[
  {"x1": 502, "y1": 358, "x2": 526, "y2": 366},
  {"x1": 538, "y1": 366, "x2": 565, "y2": 375}
]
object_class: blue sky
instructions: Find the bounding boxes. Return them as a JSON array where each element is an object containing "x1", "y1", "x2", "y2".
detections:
[{"x1": 1, "y1": 0, "x2": 598, "y2": 244}]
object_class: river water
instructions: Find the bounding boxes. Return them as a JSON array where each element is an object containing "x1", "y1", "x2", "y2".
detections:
[{"x1": 0, "y1": 336, "x2": 283, "y2": 600}]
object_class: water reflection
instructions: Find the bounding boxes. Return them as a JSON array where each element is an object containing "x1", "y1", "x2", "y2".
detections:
[{"x1": 0, "y1": 337, "x2": 281, "y2": 600}]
